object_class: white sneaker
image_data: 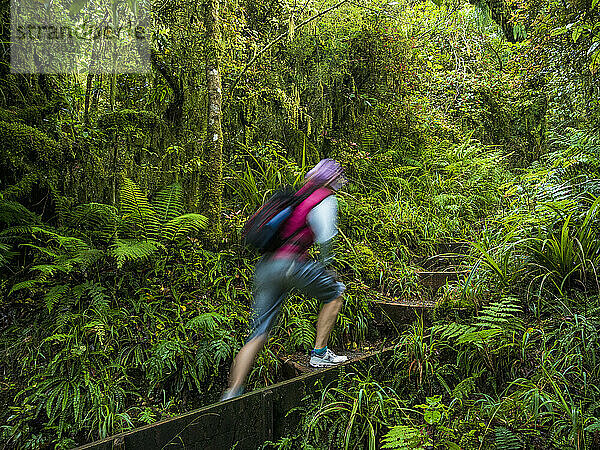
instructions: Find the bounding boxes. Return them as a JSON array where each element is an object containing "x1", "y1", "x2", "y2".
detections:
[
  {"x1": 220, "y1": 387, "x2": 243, "y2": 402},
  {"x1": 309, "y1": 348, "x2": 349, "y2": 368}
]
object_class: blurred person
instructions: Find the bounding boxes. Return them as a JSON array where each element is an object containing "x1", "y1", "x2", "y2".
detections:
[{"x1": 221, "y1": 159, "x2": 348, "y2": 401}]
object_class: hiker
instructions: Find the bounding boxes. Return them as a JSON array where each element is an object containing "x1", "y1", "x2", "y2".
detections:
[{"x1": 221, "y1": 158, "x2": 348, "y2": 401}]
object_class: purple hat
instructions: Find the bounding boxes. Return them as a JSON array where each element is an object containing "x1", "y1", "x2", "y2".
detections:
[{"x1": 305, "y1": 158, "x2": 345, "y2": 186}]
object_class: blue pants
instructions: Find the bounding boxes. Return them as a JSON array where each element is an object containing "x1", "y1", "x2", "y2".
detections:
[{"x1": 247, "y1": 256, "x2": 345, "y2": 341}]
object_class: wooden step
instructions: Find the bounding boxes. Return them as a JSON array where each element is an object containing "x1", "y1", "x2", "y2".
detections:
[
  {"x1": 416, "y1": 269, "x2": 470, "y2": 292},
  {"x1": 373, "y1": 299, "x2": 435, "y2": 323}
]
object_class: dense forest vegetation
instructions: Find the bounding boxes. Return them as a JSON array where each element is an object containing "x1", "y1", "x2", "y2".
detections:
[{"x1": 1, "y1": 0, "x2": 599, "y2": 447}]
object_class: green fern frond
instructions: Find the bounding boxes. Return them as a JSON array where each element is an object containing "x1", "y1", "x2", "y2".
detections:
[
  {"x1": 152, "y1": 183, "x2": 184, "y2": 224},
  {"x1": 451, "y1": 375, "x2": 479, "y2": 400},
  {"x1": 69, "y1": 248, "x2": 104, "y2": 269},
  {"x1": 0, "y1": 241, "x2": 16, "y2": 267},
  {"x1": 21, "y1": 243, "x2": 59, "y2": 259},
  {"x1": 83, "y1": 281, "x2": 109, "y2": 309},
  {"x1": 194, "y1": 344, "x2": 213, "y2": 380},
  {"x1": 361, "y1": 128, "x2": 378, "y2": 154},
  {"x1": 475, "y1": 298, "x2": 523, "y2": 330},
  {"x1": 44, "y1": 285, "x2": 68, "y2": 312},
  {"x1": 110, "y1": 238, "x2": 163, "y2": 268},
  {"x1": 381, "y1": 425, "x2": 427, "y2": 449},
  {"x1": 145, "y1": 340, "x2": 183, "y2": 382},
  {"x1": 65, "y1": 202, "x2": 118, "y2": 241},
  {"x1": 161, "y1": 214, "x2": 208, "y2": 243},
  {"x1": 456, "y1": 328, "x2": 503, "y2": 346},
  {"x1": 9, "y1": 279, "x2": 45, "y2": 295},
  {"x1": 31, "y1": 264, "x2": 72, "y2": 276},
  {"x1": 185, "y1": 312, "x2": 225, "y2": 333},
  {"x1": 494, "y1": 427, "x2": 523, "y2": 450},
  {"x1": 434, "y1": 322, "x2": 477, "y2": 341},
  {"x1": 119, "y1": 178, "x2": 160, "y2": 240},
  {"x1": 289, "y1": 316, "x2": 316, "y2": 349},
  {"x1": 210, "y1": 335, "x2": 235, "y2": 366},
  {"x1": 29, "y1": 227, "x2": 91, "y2": 255},
  {"x1": 0, "y1": 199, "x2": 39, "y2": 225}
]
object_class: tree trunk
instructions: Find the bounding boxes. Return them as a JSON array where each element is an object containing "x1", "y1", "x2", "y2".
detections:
[{"x1": 204, "y1": 0, "x2": 223, "y2": 245}]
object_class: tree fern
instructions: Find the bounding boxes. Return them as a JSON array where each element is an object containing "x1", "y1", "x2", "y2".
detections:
[
  {"x1": 161, "y1": 213, "x2": 207, "y2": 244},
  {"x1": 65, "y1": 203, "x2": 118, "y2": 242},
  {"x1": 110, "y1": 238, "x2": 163, "y2": 268},
  {"x1": 152, "y1": 182, "x2": 184, "y2": 223},
  {"x1": 119, "y1": 178, "x2": 160, "y2": 240}
]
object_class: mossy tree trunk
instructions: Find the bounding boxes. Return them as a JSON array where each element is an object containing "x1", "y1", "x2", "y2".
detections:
[{"x1": 204, "y1": 0, "x2": 223, "y2": 245}]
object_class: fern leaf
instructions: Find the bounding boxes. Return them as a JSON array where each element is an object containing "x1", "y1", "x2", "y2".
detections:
[
  {"x1": 83, "y1": 282, "x2": 109, "y2": 309},
  {"x1": 210, "y1": 335, "x2": 235, "y2": 367},
  {"x1": 119, "y1": 178, "x2": 160, "y2": 240},
  {"x1": 110, "y1": 239, "x2": 163, "y2": 268},
  {"x1": 31, "y1": 264, "x2": 72, "y2": 276},
  {"x1": 381, "y1": 425, "x2": 427, "y2": 449},
  {"x1": 161, "y1": 214, "x2": 208, "y2": 243},
  {"x1": 475, "y1": 298, "x2": 523, "y2": 331},
  {"x1": 451, "y1": 375, "x2": 478, "y2": 400},
  {"x1": 434, "y1": 322, "x2": 477, "y2": 341},
  {"x1": 185, "y1": 312, "x2": 226, "y2": 333},
  {"x1": 70, "y1": 248, "x2": 104, "y2": 269},
  {"x1": 44, "y1": 285, "x2": 68, "y2": 312},
  {"x1": 494, "y1": 427, "x2": 523, "y2": 450},
  {"x1": 457, "y1": 328, "x2": 503, "y2": 346},
  {"x1": 9, "y1": 279, "x2": 44, "y2": 295},
  {"x1": 0, "y1": 199, "x2": 39, "y2": 225},
  {"x1": 289, "y1": 316, "x2": 316, "y2": 349},
  {"x1": 65, "y1": 202, "x2": 118, "y2": 241},
  {"x1": 152, "y1": 183, "x2": 184, "y2": 224},
  {"x1": 0, "y1": 242, "x2": 16, "y2": 267}
]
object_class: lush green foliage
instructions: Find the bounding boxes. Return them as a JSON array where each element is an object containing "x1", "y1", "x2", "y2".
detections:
[{"x1": 1, "y1": 0, "x2": 599, "y2": 447}]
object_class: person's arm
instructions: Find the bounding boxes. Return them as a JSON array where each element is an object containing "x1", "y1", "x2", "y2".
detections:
[{"x1": 307, "y1": 195, "x2": 338, "y2": 266}]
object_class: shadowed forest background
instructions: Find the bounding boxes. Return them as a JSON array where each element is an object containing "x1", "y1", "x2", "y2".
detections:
[{"x1": 1, "y1": 0, "x2": 600, "y2": 448}]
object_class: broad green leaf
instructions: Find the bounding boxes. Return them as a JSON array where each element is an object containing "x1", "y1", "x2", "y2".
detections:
[{"x1": 424, "y1": 410, "x2": 441, "y2": 424}]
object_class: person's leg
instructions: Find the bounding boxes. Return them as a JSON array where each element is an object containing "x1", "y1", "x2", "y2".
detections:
[
  {"x1": 314, "y1": 295, "x2": 343, "y2": 349},
  {"x1": 221, "y1": 258, "x2": 289, "y2": 400},
  {"x1": 291, "y1": 260, "x2": 347, "y2": 367},
  {"x1": 227, "y1": 333, "x2": 267, "y2": 392}
]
